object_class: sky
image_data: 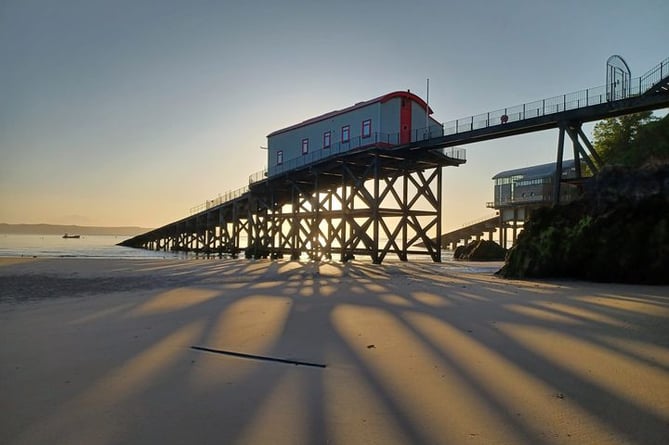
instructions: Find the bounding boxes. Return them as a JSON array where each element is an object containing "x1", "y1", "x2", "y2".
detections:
[{"x1": 1, "y1": 0, "x2": 667, "y2": 230}]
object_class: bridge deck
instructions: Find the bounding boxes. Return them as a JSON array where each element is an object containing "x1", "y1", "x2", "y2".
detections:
[
  {"x1": 406, "y1": 57, "x2": 669, "y2": 152},
  {"x1": 432, "y1": 216, "x2": 499, "y2": 248}
]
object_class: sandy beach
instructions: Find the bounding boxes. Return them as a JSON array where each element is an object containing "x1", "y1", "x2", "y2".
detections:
[{"x1": 1, "y1": 257, "x2": 668, "y2": 445}]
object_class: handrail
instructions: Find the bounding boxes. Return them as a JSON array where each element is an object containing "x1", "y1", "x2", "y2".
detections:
[
  {"x1": 193, "y1": 144, "x2": 469, "y2": 217},
  {"x1": 249, "y1": 168, "x2": 267, "y2": 184},
  {"x1": 189, "y1": 185, "x2": 249, "y2": 215},
  {"x1": 439, "y1": 56, "x2": 668, "y2": 137},
  {"x1": 190, "y1": 55, "x2": 668, "y2": 219},
  {"x1": 269, "y1": 129, "x2": 464, "y2": 177},
  {"x1": 639, "y1": 57, "x2": 669, "y2": 87},
  {"x1": 460, "y1": 214, "x2": 498, "y2": 228},
  {"x1": 441, "y1": 146, "x2": 467, "y2": 160}
]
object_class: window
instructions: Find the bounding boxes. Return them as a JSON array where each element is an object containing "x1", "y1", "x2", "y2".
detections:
[
  {"x1": 362, "y1": 119, "x2": 371, "y2": 138},
  {"x1": 302, "y1": 138, "x2": 309, "y2": 155},
  {"x1": 323, "y1": 131, "x2": 331, "y2": 149},
  {"x1": 341, "y1": 125, "x2": 350, "y2": 143},
  {"x1": 277, "y1": 150, "x2": 283, "y2": 165}
]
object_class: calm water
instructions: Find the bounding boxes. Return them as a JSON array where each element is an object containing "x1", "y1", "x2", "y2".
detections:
[
  {"x1": 0, "y1": 234, "x2": 499, "y2": 273},
  {"x1": 0, "y1": 234, "x2": 181, "y2": 259}
]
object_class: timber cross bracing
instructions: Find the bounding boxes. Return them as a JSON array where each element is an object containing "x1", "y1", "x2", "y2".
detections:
[
  {"x1": 121, "y1": 146, "x2": 459, "y2": 263},
  {"x1": 253, "y1": 148, "x2": 450, "y2": 263}
]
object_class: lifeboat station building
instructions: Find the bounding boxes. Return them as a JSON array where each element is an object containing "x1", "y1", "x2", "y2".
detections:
[
  {"x1": 266, "y1": 91, "x2": 444, "y2": 177},
  {"x1": 489, "y1": 159, "x2": 579, "y2": 247}
]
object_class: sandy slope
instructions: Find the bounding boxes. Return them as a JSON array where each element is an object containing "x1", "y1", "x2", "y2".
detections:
[{"x1": 1, "y1": 258, "x2": 668, "y2": 445}]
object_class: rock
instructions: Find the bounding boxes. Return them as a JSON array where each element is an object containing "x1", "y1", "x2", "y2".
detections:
[
  {"x1": 453, "y1": 245, "x2": 468, "y2": 259},
  {"x1": 455, "y1": 240, "x2": 506, "y2": 261},
  {"x1": 244, "y1": 242, "x2": 270, "y2": 259},
  {"x1": 497, "y1": 164, "x2": 669, "y2": 284}
]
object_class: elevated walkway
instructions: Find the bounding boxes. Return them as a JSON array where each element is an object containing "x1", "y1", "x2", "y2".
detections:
[
  {"x1": 406, "y1": 57, "x2": 669, "y2": 153},
  {"x1": 438, "y1": 215, "x2": 499, "y2": 249}
]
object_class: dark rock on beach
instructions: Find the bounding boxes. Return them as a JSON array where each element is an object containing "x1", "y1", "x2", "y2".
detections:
[
  {"x1": 454, "y1": 240, "x2": 506, "y2": 261},
  {"x1": 497, "y1": 164, "x2": 669, "y2": 284}
]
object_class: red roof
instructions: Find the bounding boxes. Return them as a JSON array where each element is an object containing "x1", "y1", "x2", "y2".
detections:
[{"x1": 267, "y1": 91, "x2": 433, "y2": 137}]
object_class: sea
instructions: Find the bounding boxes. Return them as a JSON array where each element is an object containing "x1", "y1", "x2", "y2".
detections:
[
  {"x1": 0, "y1": 234, "x2": 500, "y2": 273},
  {"x1": 0, "y1": 234, "x2": 182, "y2": 259}
]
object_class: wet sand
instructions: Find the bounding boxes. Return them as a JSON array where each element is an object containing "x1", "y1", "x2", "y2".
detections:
[{"x1": 1, "y1": 257, "x2": 668, "y2": 445}]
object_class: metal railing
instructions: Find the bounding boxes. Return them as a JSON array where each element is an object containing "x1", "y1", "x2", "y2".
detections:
[
  {"x1": 441, "y1": 146, "x2": 467, "y2": 160},
  {"x1": 460, "y1": 214, "x2": 498, "y2": 228},
  {"x1": 193, "y1": 56, "x2": 668, "y2": 218},
  {"x1": 198, "y1": 144, "x2": 468, "y2": 217},
  {"x1": 189, "y1": 185, "x2": 249, "y2": 215},
  {"x1": 442, "y1": 56, "x2": 668, "y2": 136},
  {"x1": 249, "y1": 168, "x2": 267, "y2": 184},
  {"x1": 268, "y1": 127, "x2": 465, "y2": 177},
  {"x1": 639, "y1": 57, "x2": 669, "y2": 91}
]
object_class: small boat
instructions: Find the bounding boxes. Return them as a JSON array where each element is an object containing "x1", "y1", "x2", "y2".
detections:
[{"x1": 62, "y1": 234, "x2": 81, "y2": 239}]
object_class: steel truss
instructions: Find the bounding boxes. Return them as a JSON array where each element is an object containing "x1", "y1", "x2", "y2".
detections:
[{"x1": 552, "y1": 120, "x2": 604, "y2": 204}]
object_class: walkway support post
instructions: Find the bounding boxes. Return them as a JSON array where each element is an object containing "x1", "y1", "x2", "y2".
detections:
[{"x1": 553, "y1": 125, "x2": 566, "y2": 205}]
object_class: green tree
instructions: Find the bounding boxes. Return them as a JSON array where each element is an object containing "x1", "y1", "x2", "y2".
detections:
[
  {"x1": 593, "y1": 111, "x2": 653, "y2": 166},
  {"x1": 593, "y1": 111, "x2": 669, "y2": 167},
  {"x1": 634, "y1": 113, "x2": 669, "y2": 166}
]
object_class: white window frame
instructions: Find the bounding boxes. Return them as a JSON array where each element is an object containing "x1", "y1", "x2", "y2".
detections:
[
  {"x1": 341, "y1": 125, "x2": 350, "y2": 143},
  {"x1": 362, "y1": 119, "x2": 372, "y2": 139},
  {"x1": 323, "y1": 131, "x2": 331, "y2": 149}
]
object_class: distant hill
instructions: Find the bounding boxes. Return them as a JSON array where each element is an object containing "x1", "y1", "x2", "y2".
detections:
[{"x1": 0, "y1": 223, "x2": 152, "y2": 236}]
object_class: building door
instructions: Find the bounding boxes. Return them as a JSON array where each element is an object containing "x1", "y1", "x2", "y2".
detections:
[{"x1": 400, "y1": 98, "x2": 412, "y2": 144}]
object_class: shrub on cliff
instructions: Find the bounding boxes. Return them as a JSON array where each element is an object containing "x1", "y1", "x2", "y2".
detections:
[
  {"x1": 497, "y1": 165, "x2": 669, "y2": 284},
  {"x1": 593, "y1": 112, "x2": 669, "y2": 168}
]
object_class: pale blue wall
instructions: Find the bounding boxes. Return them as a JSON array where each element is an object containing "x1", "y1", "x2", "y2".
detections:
[
  {"x1": 411, "y1": 102, "x2": 443, "y2": 141},
  {"x1": 380, "y1": 97, "x2": 401, "y2": 138},
  {"x1": 268, "y1": 102, "x2": 382, "y2": 176},
  {"x1": 266, "y1": 95, "x2": 441, "y2": 177}
]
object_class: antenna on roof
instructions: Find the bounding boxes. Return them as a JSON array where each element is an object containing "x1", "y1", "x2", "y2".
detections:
[{"x1": 425, "y1": 78, "x2": 430, "y2": 136}]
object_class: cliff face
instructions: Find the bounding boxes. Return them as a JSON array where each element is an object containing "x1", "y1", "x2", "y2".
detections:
[{"x1": 497, "y1": 165, "x2": 669, "y2": 284}]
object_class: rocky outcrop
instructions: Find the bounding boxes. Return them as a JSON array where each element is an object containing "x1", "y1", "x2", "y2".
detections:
[
  {"x1": 455, "y1": 240, "x2": 506, "y2": 261},
  {"x1": 245, "y1": 242, "x2": 270, "y2": 259},
  {"x1": 497, "y1": 164, "x2": 669, "y2": 284}
]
